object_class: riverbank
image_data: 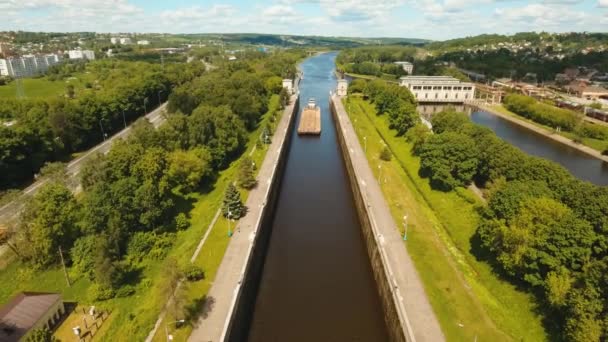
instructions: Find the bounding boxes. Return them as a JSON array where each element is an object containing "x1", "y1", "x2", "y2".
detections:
[{"x1": 473, "y1": 103, "x2": 608, "y2": 163}]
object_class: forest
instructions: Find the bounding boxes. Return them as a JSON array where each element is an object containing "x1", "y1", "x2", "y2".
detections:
[
  {"x1": 354, "y1": 79, "x2": 607, "y2": 342},
  {"x1": 2, "y1": 50, "x2": 302, "y2": 333},
  {"x1": 0, "y1": 59, "x2": 207, "y2": 190}
]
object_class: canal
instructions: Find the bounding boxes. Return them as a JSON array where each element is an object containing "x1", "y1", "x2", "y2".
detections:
[
  {"x1": 418, "y1": 105, "x2": 608, "y2": 186},
  {"x1": 246, "y1": 53, "x2": 389, "y2": 340}
]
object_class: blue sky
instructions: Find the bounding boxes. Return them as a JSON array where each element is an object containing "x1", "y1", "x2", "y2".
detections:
[{"x1": 2, "y1": 0, "x2": 608, "y2": 40}]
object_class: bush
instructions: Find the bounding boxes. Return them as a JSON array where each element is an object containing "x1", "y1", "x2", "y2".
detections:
[
  {"x1": 89, "y1": 283, "x2": 115, "y2": 301},
  {"x1": 379, "y1": 145, "x2": 392, "y2": 161},
  {"x1": 183, "y1": 264, "x2": 205, "y2": 281},
  {"x1": 126, "y1": 232, "x2": 174, "y2": 263},
  {"x1": 175, "y1": 213, "x2": 189, "y2": 230},
  {"x1": 115, "y1": 285, "x2": 136, "y2": 298}
]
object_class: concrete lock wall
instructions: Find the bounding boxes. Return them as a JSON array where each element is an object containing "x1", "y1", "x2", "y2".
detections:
[
  {"x1": 224, "y1": 95, "x2": 300, "y2": 341},
  {"x1": 330, "y1": 97, "x2": 408, "y2": 342}
]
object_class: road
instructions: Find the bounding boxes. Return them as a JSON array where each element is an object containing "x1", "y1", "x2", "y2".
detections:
[{"x1": 0, "y1": 103, "x2": 168, "y2": 227}]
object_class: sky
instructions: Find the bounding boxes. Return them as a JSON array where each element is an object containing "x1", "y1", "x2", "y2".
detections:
[{"x1": 2, "y1": 0, "x2": 608, "y2": 40}]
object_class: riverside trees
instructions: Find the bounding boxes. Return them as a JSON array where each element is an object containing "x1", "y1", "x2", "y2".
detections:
[{"x1": 350, "y1": 79, "x2": 608, "y2": 341}]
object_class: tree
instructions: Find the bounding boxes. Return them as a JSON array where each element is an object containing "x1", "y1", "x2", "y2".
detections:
[
  {"x1": 16, "y1": 182, "x2": 79, "y2": 268},
  {"x1": 431, "y1": 109, "x2": 470, "y2": 134},
  {"x1": 66, "y1": 84, "x2": 75, "y2": 99},
  {"x1": 26, "y1": 327, "x2": 56, "y2": 342},
  {"x1": 222, "y1": 184, "x2": 245, "y2": 219},
  {"x1": 237, "y1": 156, "x2": 257, "y2": 189},
  {"x1": 418, "y1": 132, "x2": 479, "y2": 191},
  {"x1": 167, "y1": 148, "x2": 212, "y2": 193},
  {"x1": 279, "y1": 87, "x2": 290, "y2": 109},
  {"x1": 159, "y1": 257, "x2": 187, "y2": 320}
]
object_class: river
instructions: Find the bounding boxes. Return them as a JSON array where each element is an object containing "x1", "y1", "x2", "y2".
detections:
[{"x1": 246, "y1": 53, "x2": 389, "y2": 340}]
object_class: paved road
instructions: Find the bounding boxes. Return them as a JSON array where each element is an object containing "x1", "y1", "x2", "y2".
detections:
[
  {"x1": 332, "y1": 94, "x2": 445, "y2": 342},
  {"x1": 188, "y1": 94, "x2": 297, "y2": 342},
  {"x1": 0, "y1": 103, "x2": 168, "y2": 226}
]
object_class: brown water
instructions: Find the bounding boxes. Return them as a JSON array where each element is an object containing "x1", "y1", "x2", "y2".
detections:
[{"x1": 246, "y1": 53, "x2": 389, "y2": 341}]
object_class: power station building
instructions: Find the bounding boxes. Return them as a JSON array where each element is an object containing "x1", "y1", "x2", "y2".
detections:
[{"x1": 399, "y1": 76, "x2": 475, "y2": 103}]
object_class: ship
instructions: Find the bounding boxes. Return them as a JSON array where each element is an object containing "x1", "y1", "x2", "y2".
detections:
[{"x1": 297, "y1": 98, "x2": 321, "y2": 135}]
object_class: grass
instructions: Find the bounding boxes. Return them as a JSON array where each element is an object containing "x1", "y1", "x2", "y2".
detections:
[
  {"x1": 489, "y1": 104, "x2": 608, "y2": 152},
  {"x1": 0, "y1": 73, "x2": 98, "y2": 99},
  {"x1": 0, "y1": 95, "x2": 282, "y2": 342},
  {"x1": 345, "y1": 96, "x2": 547, "y2": 341}
]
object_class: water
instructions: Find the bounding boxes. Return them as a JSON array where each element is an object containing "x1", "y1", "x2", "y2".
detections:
[
  {"x1": 247, "y1": 53, "x2": 389, "y2": 341},
  {"x1": 470, "y1": 110, "x2": 608, "y2": 186}
]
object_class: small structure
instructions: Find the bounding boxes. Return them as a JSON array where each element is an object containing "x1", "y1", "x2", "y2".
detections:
[
  {"x1": 68, "y1": 49, "x2": 95, "y2": 60},
  {"x1": 282, "y1": 79, "x2": 293, "y2": 94},
  {"x1": 297, "y1": 98, "x2": 321, "y2": 135},
  {"x1": 336, "y1": 79, "x2": 348, "y2": 96},
  {"x1": 400, "y1": 76, "x2": 475, "y2": 103},
  {"x1": 137, "y1": 40, "x2": 150, "y2": 45},
  {"x1": 394, "y1": 61, "x2": 413, "y2": 74},
  {"x1": 0, "y1": 292, "x2": 65, "y2": 342},
  {"x1": 566, "y1": 82, "x2": 608, "y2": 100}
]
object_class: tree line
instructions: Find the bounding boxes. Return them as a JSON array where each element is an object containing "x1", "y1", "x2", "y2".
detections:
[
  {"x1": 0, "y1": 59, "x2": 208, "y2": 190},
  {"x1": 351, "y1": 79, "x2": 607, "y2": 341},
  {"x1": 504, "y1": 94, "x2": 608, "y2": 141}
]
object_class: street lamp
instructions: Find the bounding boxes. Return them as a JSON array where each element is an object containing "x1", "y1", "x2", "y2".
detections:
[
  {"x1": 227, "y1": 210, "x2": 233, "y2": 237},
  {"x1": 363, "y1": 136, "x2": 367, "y2": 153},
  {"x1": 99, "y1": 120, "x2": 106, "y2": 141},
  {"x1": 158, "y1": 90, "x2": 163, "y2": 106},
  {"x1": 143, "y1": 97, "x2": 149, "y2": 114},
  {"x1": 122, "y1": 108, "x2": 127, "y2": 128},
  {"x1": 165, "y1": 319, "x2": 185, "y2": 342},
  {"x1": 403, "y1": 215, "x2": 408, "y2": 241},
  {"x1": 377, "y1": 164, "x2": 382, "y2": 184}
]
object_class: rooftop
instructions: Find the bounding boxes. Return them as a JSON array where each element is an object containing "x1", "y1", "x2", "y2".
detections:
[
  {"x1": 0, "y1": 292, "x2": 62, "y2": 342},
  {"x1": 399, "y1": 75, "x2": 472, "y2": 85}
]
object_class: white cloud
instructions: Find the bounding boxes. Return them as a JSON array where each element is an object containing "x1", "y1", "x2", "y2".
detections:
[{"x1": 599, "y1": 0, "x2": 608, "y2": 7}]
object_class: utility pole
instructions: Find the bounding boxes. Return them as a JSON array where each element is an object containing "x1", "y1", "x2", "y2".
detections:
[{"x1": 58, "y1": 246, "x2": 71, "y2": 287}]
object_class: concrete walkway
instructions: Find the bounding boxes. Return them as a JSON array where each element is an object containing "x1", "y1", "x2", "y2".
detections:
[
  {"x1": 188, "y1": 94, "x2": 297, "y2": 342},
  {"x1": 332, "y1": 94, "x2": 445, "y2": 342}
]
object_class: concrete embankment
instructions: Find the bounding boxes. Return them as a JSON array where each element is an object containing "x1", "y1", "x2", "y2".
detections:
[
  {"x1": 188, "y1": 93, "x2": 300, "y2": 342},
  {"x1": 472, "y1": 103, "x2": 608, "y2": 163},
  {"x1": 330, "y1": 94, "x2": 444, "y2": 342}
]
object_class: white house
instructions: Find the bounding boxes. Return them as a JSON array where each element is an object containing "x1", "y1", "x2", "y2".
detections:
[
  {"x1": 399, "y1": 76, "x2": 475, "y2": 103},
  {"x1": 68, "y1": 50, "x2": 95, "y2": 60},
  {"x1": 394, "y1": 61, "x2": 414, "y2": 74},
  {"x1": 120, "y1": 37, "x2": 132, "y2": 45}
]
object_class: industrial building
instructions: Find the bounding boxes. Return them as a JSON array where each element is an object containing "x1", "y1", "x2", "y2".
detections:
[
  {"x1": 68, "y1": 49, "x2": 95, "y2": 60},
  {"x1": 399, "y1": 76, "x2": 475, "y2": 103}
]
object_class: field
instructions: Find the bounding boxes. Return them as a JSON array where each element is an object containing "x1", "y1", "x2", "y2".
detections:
[
  {"x1": 0, "y1": 95, "x2": 283, "y2": 342},
  {"x1": 0, "y1": 73, "x2": 96, "y2": 99},
  {"x1": 345, "y1": 96, "x2": 547, "y2": 341}
]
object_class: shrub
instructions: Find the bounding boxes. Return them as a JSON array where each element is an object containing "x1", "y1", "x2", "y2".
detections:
[
  {"x1": 88, "y1": 283, "x2": 115, "y2": 301},
  {"x1": 183, "y1": 264, "x2": 205, "y2": 281},
  {"x1": 115, "y1": 285, "x2": 136, "y2": 298},
  {"x1": 379, "y1": 145, "x2": 392, "y2": 161},
  {"x1": 175, "y1": 213, "x2": 189, "y2": 231}
]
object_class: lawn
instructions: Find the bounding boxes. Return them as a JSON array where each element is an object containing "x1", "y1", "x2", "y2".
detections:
[
  {"x1": 489, "y1": 104, "x2": 608, "y2": 152},
  {"x1": 345, "y1": 97, "x2": 547, "y2": 341},
  {"x1": 0, "y1": 73, "x2": 97, "y2": 99},
  {"x1": 0, "y1": 95, "x2": 282, "y2": 342}
]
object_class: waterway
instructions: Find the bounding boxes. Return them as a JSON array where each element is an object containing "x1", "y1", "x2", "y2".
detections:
[
  {"x1": 417, "y1": 104, "x2": 608, "y2": 186},
  {"x1": 246, "y1": 53, "x2": 389, "y2": 340}
]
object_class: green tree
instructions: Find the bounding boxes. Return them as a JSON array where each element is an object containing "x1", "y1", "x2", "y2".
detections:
[
  {"x1": 279, "y1": 87, "x2": 290, "y2": 109},
  {"x1": 167, "y1": 148, "x2": 212, "y2": 193},
  {"x1": 17, "y1": 182, "x2": 79, "y2": 268},
  {"x1": 418, "y1": 132, "x2": 479, "y2": 191},
  {"x1": 379, "y1": 145, "x2": 392, "y2": 161},
  {"x1": 237, "y1": 156, "x2": 257, "y2": 189},
  {"x1": 222, "y1": 183, "x2": 245, "y2": 219},
  {"x1": 431, "y1": 109, "x2": 470, "y2": 134}
]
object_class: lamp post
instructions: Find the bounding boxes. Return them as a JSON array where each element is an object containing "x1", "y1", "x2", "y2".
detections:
[
  {"x1": 143, "y1": 97, "x2": 149, "y2": 114},
  {"x1": 158, "y1": 90, "x2": 163, "y2": 106},
  {"x1": 165, "y1": 319, "x2": 185, "y2": 342},
  {"x1": 403, "y1": 215, "x2": 408, "y2": 241},
  {"x1": 227, "y1": 210, "x2": 233, "y2": 237},
  {"x1": 377, "y1": 164, "x2": 382, "y2": 184},
  {"x1": 99, "y1": 120, "x2": 106, "y2": 141},
  {"x1": 363, "y1": 136, "x2": 367, "y2": 153},
  {"x1": 122, "y1": 108, "x2": 127, "y2": 128}
]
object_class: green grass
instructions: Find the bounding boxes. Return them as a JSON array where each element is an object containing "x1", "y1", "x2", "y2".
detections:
[
  {"x1": 0, "y1": 95, "x2": 282, "y2": 342},
  {"x1": 489, "y1": 104, "x2": 608, "y2": 152},
  {"x1": 346, "y1": 97, "x2": 547, "y2": 341},
  {"x1": 0, "y1": 73, "x2": 97, "y2": 99}
]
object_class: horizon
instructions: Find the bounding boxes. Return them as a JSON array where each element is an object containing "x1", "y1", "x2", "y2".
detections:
[{"x1": 3, "y1": 0, "x2": 608, "y2": 40}]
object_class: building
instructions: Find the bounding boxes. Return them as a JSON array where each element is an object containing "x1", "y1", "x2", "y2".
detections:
[
  {"x1": 399, "y1": 76, "x2": 475, "y2": 103},
  {"x1": 68, "y1": 49, "x2": 95, "y2": 60},
  {"x1": 0, "y1": 292, "x2": 65, "y2": 342},
  {"x1": 394, "y1": 61, "x2": 413, "y2": 74},
  {"x1": 119, "y1": 38, "x2": 132, "y2": 45},
  {"x1": 566, "y1": 82, "x2": 608, "y2": 100},
  {"x1": 0, "y1": 42, "x2": 11, "y2": 55},
  {"x1": 137, "y1": 40, "x2": 150, "y2": 45},
  {"x1": 0, "y1": 54, "x2": 62, "y2": 78},
  {"x1": 282, "y1": 79, "x2": 293, "y2": 94},
  {"x1": 336, "y1": 79, "x2": 348, "y2": 96},
  {"x1": 110, "y1": 37, "x2": 119, "y2": 44}
]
